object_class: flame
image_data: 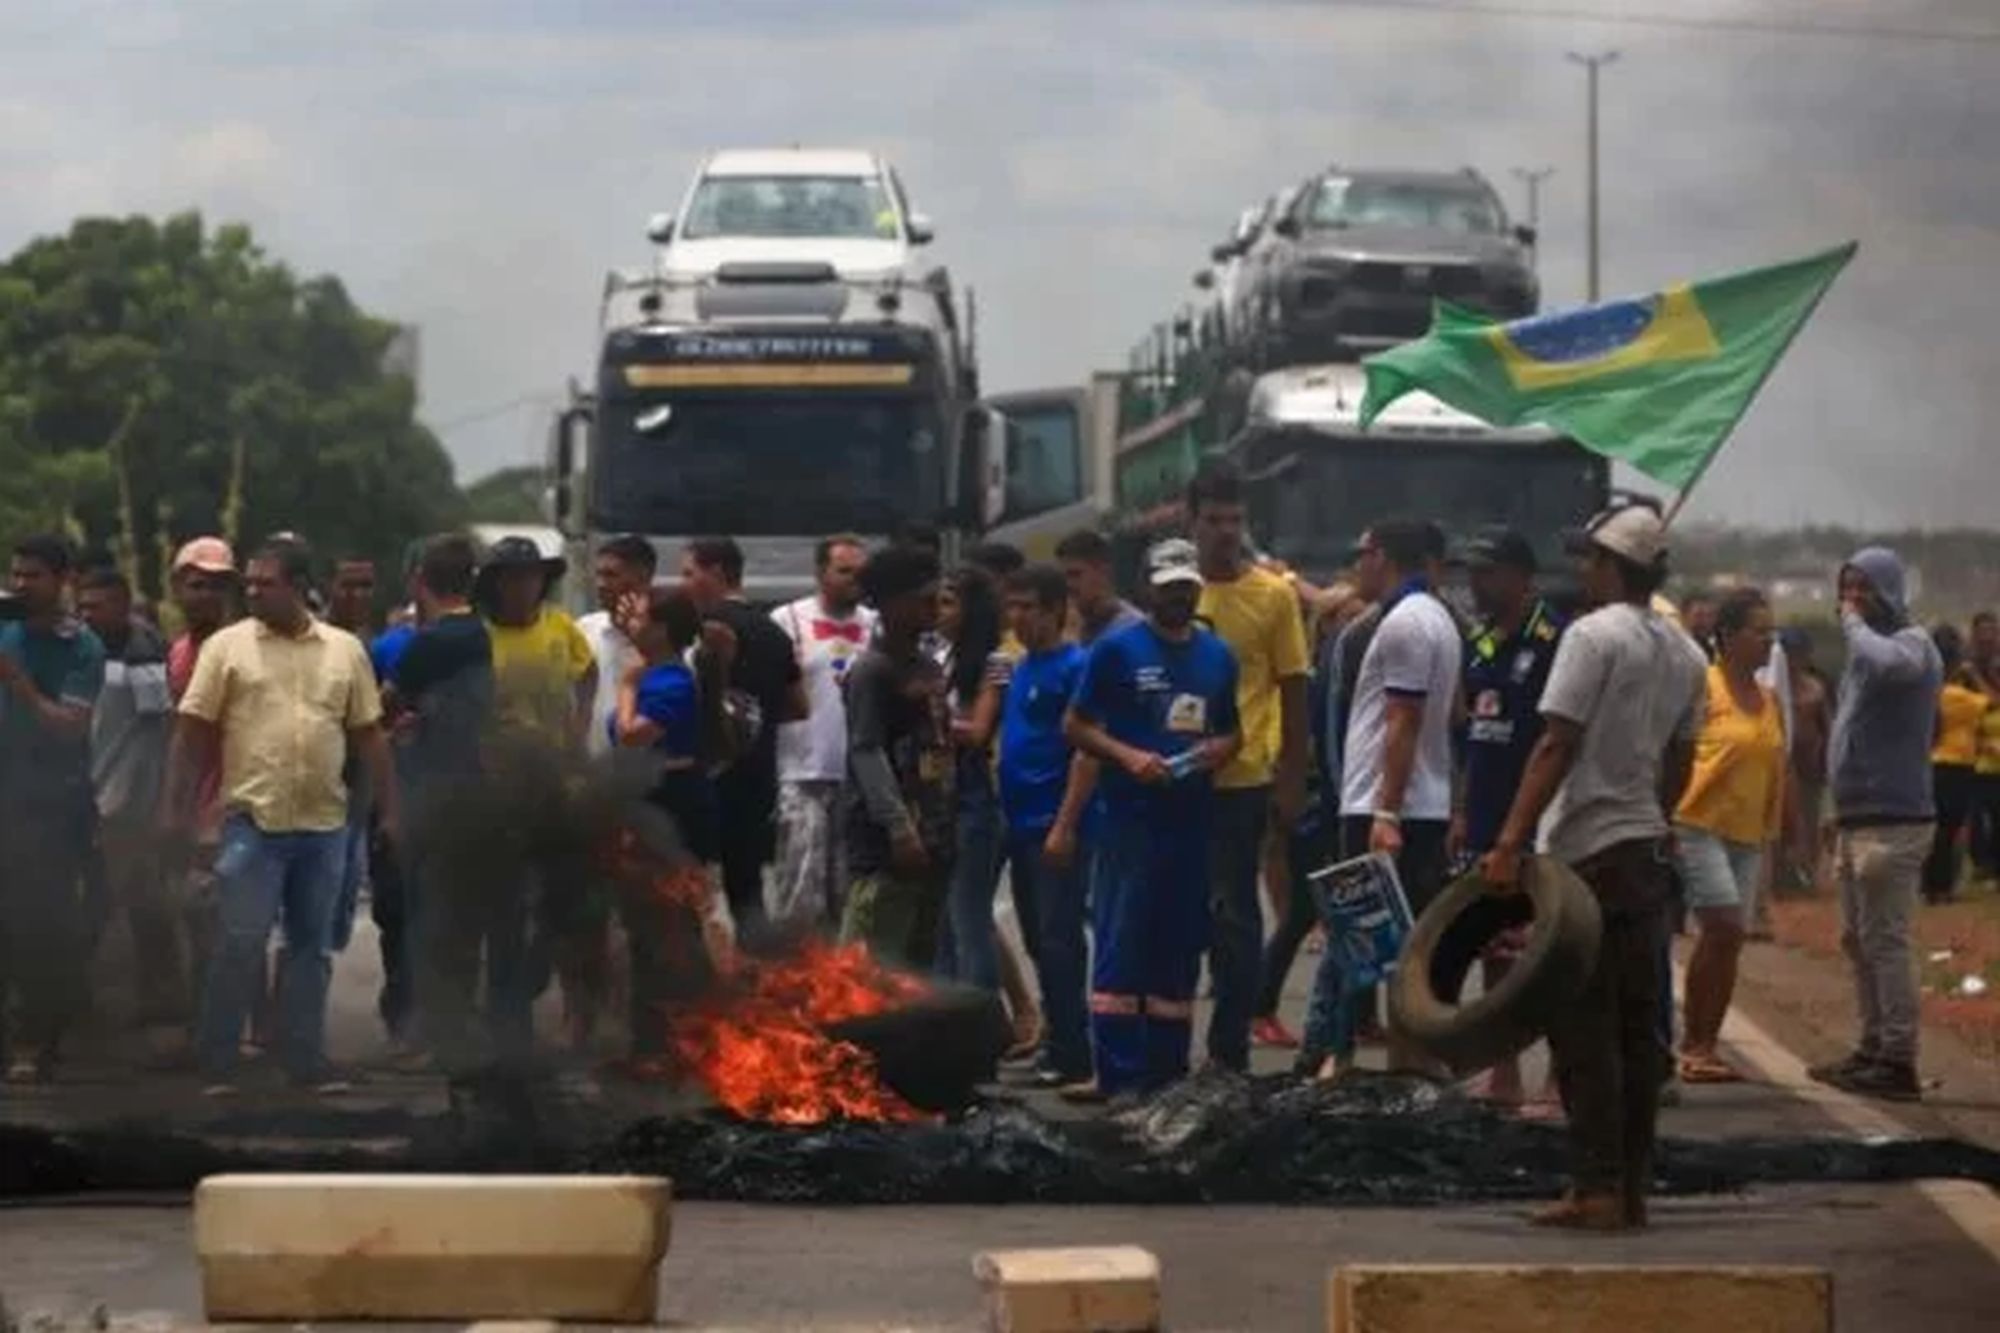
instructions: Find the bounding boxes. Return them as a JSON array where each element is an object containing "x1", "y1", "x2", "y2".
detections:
[{"x1": 669, "y1": 938, "x2": 931, "y2": 1125}]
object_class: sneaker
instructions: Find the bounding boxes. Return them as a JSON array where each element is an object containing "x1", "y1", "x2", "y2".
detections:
[
  {"x1": 1808, "y1": 1051, "x2": 1874, "y2": 1085},
  {"x1": 1824, "y1": 1059, "x2": 1921, "y2": 1103},
  {"x1": 1251, "y1": 1016, "x2": 1302, "y2": 1050}
]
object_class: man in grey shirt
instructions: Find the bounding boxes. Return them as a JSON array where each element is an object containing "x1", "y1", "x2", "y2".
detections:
[
  {"x1": 1482, "y1": 504, "x2": 1707, "y2": 1233},
  {"x1": 1809, "y1": 546, "x2": 1941, "y2": 1102},
  {"x1": 76, "y1": 568, "x2": 177, "y2": 1023}
]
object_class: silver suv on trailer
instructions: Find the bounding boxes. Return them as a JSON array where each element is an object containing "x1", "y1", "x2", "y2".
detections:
[{"x1": 1245, "y1": 166, "x2": 1538, "y2": 364}]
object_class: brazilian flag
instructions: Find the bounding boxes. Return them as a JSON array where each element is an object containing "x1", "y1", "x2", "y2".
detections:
[{"x1": 1359, "y1": 243, "x2": 1856, "y2": 490}]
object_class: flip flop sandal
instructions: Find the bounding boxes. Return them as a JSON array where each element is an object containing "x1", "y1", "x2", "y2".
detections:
[{"x1": 1678, "y1": 1053, "x2": 1744, "y2": 1084}]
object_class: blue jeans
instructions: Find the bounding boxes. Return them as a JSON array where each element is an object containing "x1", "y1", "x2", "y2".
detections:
[
  {"x1": 197, "y1": 813, "x2": 347, "y2": 1080},
  {"x1": 1011, "y1": 828, "x2": 1091, "y2": 1080},
  {"x1": 942, "y1": 773, "x2": 1006, "y2": 989},
  {"x1": 1204, "y1": 786, "x2": 1269, "y2": 1072}
]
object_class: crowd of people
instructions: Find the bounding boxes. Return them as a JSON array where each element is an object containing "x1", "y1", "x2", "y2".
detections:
[{"x1": 0, "y1": 456, "x2": 1988, "y2": 1231}]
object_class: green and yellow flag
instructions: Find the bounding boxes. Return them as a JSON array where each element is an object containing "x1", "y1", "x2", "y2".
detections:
[{"x1": 1359, "y1": 242, "x2": 1856, "y2": 490}]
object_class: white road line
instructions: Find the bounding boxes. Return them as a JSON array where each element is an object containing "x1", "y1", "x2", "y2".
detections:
[{"x1": 1715, "y1": 980, "x2": 2000, "y2": 1263}]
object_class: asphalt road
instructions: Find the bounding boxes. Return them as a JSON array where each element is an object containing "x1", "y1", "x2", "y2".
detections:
[{"x1": 4, "y1": 898, "x2": 1999, "y2": 1330}]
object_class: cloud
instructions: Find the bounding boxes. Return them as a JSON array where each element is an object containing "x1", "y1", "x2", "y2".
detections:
[{"x1": 0, "y1": 0, "x2": 1993, "y2": 527}]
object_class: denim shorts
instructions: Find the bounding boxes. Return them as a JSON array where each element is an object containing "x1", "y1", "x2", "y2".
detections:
[{"x1": 1672, "y1": 824, "x2": 1763, "y2": 912}]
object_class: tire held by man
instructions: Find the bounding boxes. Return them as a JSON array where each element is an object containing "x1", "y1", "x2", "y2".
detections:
[{"x1": 1389, "y1": 856, "x2": 1603, "y2": 1074}]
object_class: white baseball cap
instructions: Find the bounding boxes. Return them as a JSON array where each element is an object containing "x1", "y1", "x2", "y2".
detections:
[
  {"x1": 1567, "y1": 504, "x2": 1667, "y2": 568},
  {"x1": 1146, "y1": 538, "x2": 1203, "y2": 587}
]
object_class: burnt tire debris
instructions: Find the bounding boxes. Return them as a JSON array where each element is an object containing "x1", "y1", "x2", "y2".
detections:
[{"x1": 9, "y1": 1070, "x2": 2000, "y2": 1207}]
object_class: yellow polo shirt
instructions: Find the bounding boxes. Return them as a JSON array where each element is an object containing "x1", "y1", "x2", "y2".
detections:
[
  {"x1": 1197, "y1": 564, "x2": 1309, "y2": 789},
  {"x1": 178, "y1": 617, "x2": 382, "y2": 834}
]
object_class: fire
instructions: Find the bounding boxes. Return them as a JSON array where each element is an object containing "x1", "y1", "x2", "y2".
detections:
[{"x1": 669, "y1": 938, "x2": 931, "y2": 1125}]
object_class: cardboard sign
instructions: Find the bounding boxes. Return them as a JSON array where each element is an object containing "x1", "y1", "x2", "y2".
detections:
[{"x1": 1307, "y1": 851, "x2": 1415, "y2": 990}]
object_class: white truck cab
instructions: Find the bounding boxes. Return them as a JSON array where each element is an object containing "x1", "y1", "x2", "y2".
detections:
[{"x1": 647, "y1": 148, "x2": 934, "y2": 283}]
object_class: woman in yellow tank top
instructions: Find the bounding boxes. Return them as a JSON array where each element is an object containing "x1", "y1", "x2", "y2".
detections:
[
  {"x1": 1926, "y1": 626, "x2": 1985, "y2": 903},
  {"x1": 1671, "y1": 589, "x2": 1784, "y2": 1084}
]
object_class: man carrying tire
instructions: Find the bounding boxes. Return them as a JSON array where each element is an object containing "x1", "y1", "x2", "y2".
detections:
[{"x1": 1481, "y1": 503, "x2": 1707, "y2": 1232}]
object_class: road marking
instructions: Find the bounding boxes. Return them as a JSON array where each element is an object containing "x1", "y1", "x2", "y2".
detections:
[{"x1": 1715, "y1": 983, "x2": 2000, "y2": 1263}]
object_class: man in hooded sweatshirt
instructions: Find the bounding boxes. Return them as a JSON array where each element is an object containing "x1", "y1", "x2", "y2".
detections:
[{"x1": 1810, "y1": 547, "x2": 1940, "y2": 1102}]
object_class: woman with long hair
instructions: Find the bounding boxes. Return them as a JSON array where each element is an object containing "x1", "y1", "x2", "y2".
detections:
[
  {"x1": 936, "y1": 566, "x2": 1043, "y2": 1052},
  {"x1": 1671, "y1": 588, "x2": 1785, "y2": 1084}
]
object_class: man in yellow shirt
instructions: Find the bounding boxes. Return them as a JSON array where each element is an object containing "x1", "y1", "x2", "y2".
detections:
[
  {"x1": 475, "y1": 536, "x2": 596, "y2": 1055},
  {"x1": 1188, "y1": 460, "x2": 1309, "y2": 1073},
  {"x1": 171, "y1": 537, "x2": 396, "y2": 1094},
  {"x1": 478, "y1": 537, "x2": 596, "y2": 750}
]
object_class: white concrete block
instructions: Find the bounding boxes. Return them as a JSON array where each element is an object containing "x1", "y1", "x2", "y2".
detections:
[
  {"x1": 194, "y1": 1172, "x2": 670, "y2": 1323},
  {"x1": 974, "y1": 1245, "x2": 1162, "y2": 1332}
]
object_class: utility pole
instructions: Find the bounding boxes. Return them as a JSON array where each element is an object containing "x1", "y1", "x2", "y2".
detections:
[
  {"x1": 1509, "y1": 164, "x2": 1555, "y2": 233},
  {"x1": 1566, "y1": 49, "x2": 1620, "y2": 302}
]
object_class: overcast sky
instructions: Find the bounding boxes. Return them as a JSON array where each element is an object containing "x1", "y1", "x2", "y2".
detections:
[{"x1": 2, "y1": 0, "x2": 1994, "y2": 527}]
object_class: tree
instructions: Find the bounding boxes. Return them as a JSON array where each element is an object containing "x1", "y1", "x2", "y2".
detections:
[
  {"x1": 0, "y1": 212, "x2": 464, "y2": 598},
  {"x1": 463, "y1": 465, "x2": 548, "y2": 525}
]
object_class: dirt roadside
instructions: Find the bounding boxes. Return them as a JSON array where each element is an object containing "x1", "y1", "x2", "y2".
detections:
[{"x1": 1726, "y1": 919, "x2": 2000, "y2": 1152}]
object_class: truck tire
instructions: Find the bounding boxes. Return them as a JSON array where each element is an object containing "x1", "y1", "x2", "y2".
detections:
[
  {"x1": 1388, "y1": 856, "x2": 1602, "y2": 1074},
  {"x1": 827, "y1": 984, "x2": 1012, "y2": 1112}
]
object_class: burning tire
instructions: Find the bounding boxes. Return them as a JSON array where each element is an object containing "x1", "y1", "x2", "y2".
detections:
[
  {"x1": 1388, "y1": 856, "x2": 1602, "y2": 1074},
  {"x1": 827, "y1": 984, "x2": 1012, "y2": 1112}
]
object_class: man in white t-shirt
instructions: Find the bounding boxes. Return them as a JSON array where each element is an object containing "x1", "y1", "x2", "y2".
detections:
[
  {"x1": 1334, "y1": 517, "x2": 1460, "y2": 1072},
  {"x1": 769, "y1": 534, "x2": 875, "y2": 926},
  {"x1": 576, "y1": 536, "x2": 656, "y2": 757},
  {"x1": 1481, "y1": 503, "x2": 1707, "y2": 1233}
]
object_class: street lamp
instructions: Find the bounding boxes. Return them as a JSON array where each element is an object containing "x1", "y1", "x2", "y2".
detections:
[
  {"x1": 1566, "y1": 49, "x2": 1620, "y2": 302},
  {"x1": 1509, "y1": 164, "x2": 1556, "y2": 234}
]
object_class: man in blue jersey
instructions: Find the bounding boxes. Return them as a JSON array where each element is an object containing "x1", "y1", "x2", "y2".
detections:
[
  {"x1": 1065, "y1": 539, "x2": 1240, "y2": 1096},
  {"x1": 997, "y1": 564, "x2": 1094, "y2": 1091}
]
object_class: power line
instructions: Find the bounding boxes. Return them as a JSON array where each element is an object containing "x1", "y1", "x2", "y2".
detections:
[
  {"x1": 426, "y1": 393, "x2": 557, "y2": 437},
  {"x1": 1325, "y1": 0, "x2": 2000, "y2": 45}
]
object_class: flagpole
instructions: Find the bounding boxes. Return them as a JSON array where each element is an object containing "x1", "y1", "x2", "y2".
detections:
[{"x1": 1660, "y1": 240, "x2": 1860, "y2": 533}]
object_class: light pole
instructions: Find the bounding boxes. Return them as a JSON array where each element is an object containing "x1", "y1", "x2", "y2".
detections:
[
  {"x1": 1509, "y1": 165, "x2": 1555, "y2": 233},
  {"x1": 1566, "y1": 49, "x2": 1620, "y2": 302}
]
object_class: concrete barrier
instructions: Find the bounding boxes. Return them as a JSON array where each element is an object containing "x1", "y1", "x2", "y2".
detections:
[
  {"x1": 1328, "y1": 1264, "x2": 1831, "y2": 1332},
  {"x1": 973, "y1": 1245, "x2": 1162, "y2": 1332},
  {"x1": 194, "y1": 1173, "x2": 670, "y2": 1323}
]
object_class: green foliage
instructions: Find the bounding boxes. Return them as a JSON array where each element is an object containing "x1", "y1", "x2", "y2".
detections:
[
  {"x1": 0, "y1": 212, "x2": 464, "y2": 599},
  {"x1": 462, "y1": 464, "x2": 547, "y2": 525}
]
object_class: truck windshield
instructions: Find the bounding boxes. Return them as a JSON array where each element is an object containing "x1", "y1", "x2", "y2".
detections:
[
  {"x1": 591, "y1": 396, "x2": 936, "y2": 536},
  {"x1": 1252, "y1": 435, "x2": 1605, "y2": 574},
  {"x1": 1307, "y1": 179, "x2": 1502, "y2": 235},
  {"x1": 682, "y1": 176, "x2": 898, "y2": 241}
]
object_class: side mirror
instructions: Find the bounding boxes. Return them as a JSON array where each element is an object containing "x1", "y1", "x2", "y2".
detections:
[
  {"x1": 645, "y1": 212, "x2": 675, "y2": 245},
  {"x1": 1273, "y1": 216, "x2": 1301, "y2": 239},
  {"x1": 906, "y1": 213, "x2": 936, "y2": 245},
  {"x1": 1192, "y1": 269, "x2": 1216, "y2": 291},
  {"x1": 548, "y1": 405, "x2": 591, "y2": 536},
  {"x1": 1514, "y1": 224, "x2": 1538, "y2": 247}
]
